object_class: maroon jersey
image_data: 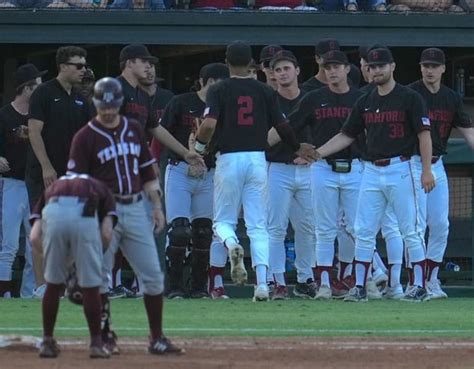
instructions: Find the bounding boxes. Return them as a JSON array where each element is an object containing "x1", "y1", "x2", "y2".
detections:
[
  {"x1": 67, "y1": 116, "x2": 156, "y2": 195},
  {"x1": 31, "y1": 173, "x2": 117, "y2": 223}
]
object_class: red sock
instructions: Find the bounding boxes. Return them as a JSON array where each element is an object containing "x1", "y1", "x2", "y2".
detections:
[
  {"x1": 208, "y1": 266, "x2": 224, "y2": 292},
  {"x1": 426, "y1": 259, "x2": 440, "y2": 281},
  {"x1": 82, "y1": 287, "x2": 102, "y2": 347},
  {"x1": 338, "y1": 262, "x2": 349, "y2": 281},
  {"x1": 143, "y1": 294, "x2": 163, "y2": 341},
  {"x1": 42, "y1": 283, "x2": 63, "y2": 338},
  {"x1": 407, "y1": 267, "x2": 414, "y2": 286}
]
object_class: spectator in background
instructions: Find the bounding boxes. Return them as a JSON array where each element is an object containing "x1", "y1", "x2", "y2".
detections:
[
  {"x1": 74, "y1": 68, "x2": 96, "y2": 103},
  {"x1": 0, "y1": 0, "x2": 52, "y2": 7},
  {"x1": 320, "y1": 0, "x2": 386, "y2": 11},
  {"x1": 109, "y1": 0, "x2": 166, "y2": 9},
  {"x1": 190, "y1": 0, "x2": 235, "y2": 8},
  {"x1": 259, "y1": 44, "x2": 284, "y2": 90},
  {"x1": 256, "y1": 0, "x2": 318, "y2": 10},
  {"x1": 248, "y1": 59, "x2": 260, "y2": 80},
  {"x1": 388, "y1": 0, "x2": 464, "y2": 11}
]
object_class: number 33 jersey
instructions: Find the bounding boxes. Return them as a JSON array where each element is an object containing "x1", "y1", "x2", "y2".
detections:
[{"x1": 204, "y1": 77, "x2": 286, "y2": 154}]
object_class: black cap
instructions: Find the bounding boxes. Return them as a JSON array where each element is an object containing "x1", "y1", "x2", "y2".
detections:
[
  {"x1": 358, "y1": 43, "x2": 385, "y2": 61},
  {"x1": 15, "y1": 63, "x2": 47, "y2": 88},
  {"x1": 199, "y1": 63, "x2": 230, "y2": 81},
  {"x1": 315, "y1": 39, "x2": 340, "y2": 56},
  {"x1": 82, "y1": 68, "x2": 95, "y2": 82},
  {"x1": 269, "y1": 50, "x2": 298, "y2": 69},
  {"x1": 321, "y1": 50, "x2": 348, "y2": 66},
  {"x1": 259, "y1": 44, "x2": 283, "y2": 63},
  {"x1": 248, "y1": 59, "x2": 261, "y2": 71},
  {"x1": 420, "y1": 48, "x2": 445, "y2": 65},
  {"x1": 366, "y1": 48, "x2": 394, "y2": 66},
  {"x1": 119, "y1": 44, "x2": 158, "y2": 63},
  {"x1": 226, "y1": 41, "x2": 252, "y2": 67}
]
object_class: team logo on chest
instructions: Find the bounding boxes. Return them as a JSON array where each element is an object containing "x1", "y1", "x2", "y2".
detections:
[{"x1": 97, "y1": 141, "x2": 141, "y2": 164}]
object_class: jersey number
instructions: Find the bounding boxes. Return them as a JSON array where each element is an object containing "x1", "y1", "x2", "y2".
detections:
[
  {"x1": 389, "y1": 123, "x2": 404, "y2": 139},
  {"x1": 237, "y1": 96, "x2": 254, "y2": 126}
]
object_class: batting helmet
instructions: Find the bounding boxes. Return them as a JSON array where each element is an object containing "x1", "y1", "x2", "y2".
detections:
[{"x1": 92, "y1": 77, "x2": 124, "y2": 109}]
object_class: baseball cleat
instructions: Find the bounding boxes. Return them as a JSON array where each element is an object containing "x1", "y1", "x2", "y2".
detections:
[
  {"x1": 103, "y1": 330, "x2": 120, "y2": 355},
  {"x1": 229, "y1": 244, "x2": 247, "y2": 285},
  {"x1": 293, "y1": 279, "x2": 318, "y2": 299},
  {"x1": 271, "y1": 284, "x2": 289, "y2": 300},
  {"x1": 89, "y1": 345, "x2": 111, "y2": 359},
  {"x1": 148, "y1": 336, "x2": 185, "y2": 355},
  {"x1": 189, "y1": 289, "x2": 209, "y2": 299},
  {"x1": 401, "y1": 286, "x2": 429, "y2": 302},
  {"x1": 366, "y1": 279, "x2": 382, "y2": 300},
  {"x1": 107, "y1": 286, "x2": 127, "y2": 299},
  {"x1": 343, "y1": 286, "x2": 368, "y2": 302},
  {"x1": 426, "y1": 280, "x2": 448, "y2": 299},
  {"x1": 38, "y1": 338, "x2": 60, "y2": 358},
  {"x1": 332, "y1": 279, "x2": 350, "y2": 299},
  {"x1": 382, "y1": 284, "x2": 405, "y2": 300},
  {"x1": 209, "y1": 287, "x2": 230, "y2": 299},
  {"x1": 33, "y1": 284, "x2": 47, "y2": 299},
  {"x1": 315, "y1": 285, "x2": 332, "y2": 300},
  {"x1": 253, "y1": 284, "x2": 269, "y2": 302},
  {"x1": 166, "y1": 289, "x2": 186, "y2": 299}
]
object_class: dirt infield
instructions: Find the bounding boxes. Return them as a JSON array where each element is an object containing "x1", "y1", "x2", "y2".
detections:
[{"x1": 2, "y1": 337, "x2": 474, "y2": 369}]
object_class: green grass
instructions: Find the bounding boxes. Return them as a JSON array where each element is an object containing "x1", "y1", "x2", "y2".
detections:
[{"x1": 0, "y1": 298, "x2": 473, "y2": 338}]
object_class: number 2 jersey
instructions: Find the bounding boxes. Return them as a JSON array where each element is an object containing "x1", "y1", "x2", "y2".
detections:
[{"x1": 204, "y1": 77, "x2": 286, "y2": 153}]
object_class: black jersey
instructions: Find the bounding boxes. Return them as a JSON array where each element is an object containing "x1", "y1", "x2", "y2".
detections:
[
  {"x1": 205, "y1": 77, "x2": 286, "y2": 154},
  {"x1": 117, "y1": 76, "x2": 158, "y2": 131},
  {"x1": 288, "y1": 86, "x2": 364, "y2": 160},
  {"x1": 266, "y1": 90, "x2": 308, "y2": 163},
  {"x1": 408, "y1": 80, "x2": 472, "y2": 155},
  {"x1": 342, "y1": 83, "x2": 430, "y2": 161},
  {"x1": 150, "y1": 87, "x2": 174, "y2": 123},
  {"x1": 359, "y1": 82, "x2": 376, "y2": 95},
  {"x1": 301, "y1": 76, "x2": 325, "y2": 92}
]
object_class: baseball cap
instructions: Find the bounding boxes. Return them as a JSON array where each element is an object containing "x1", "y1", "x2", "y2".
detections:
[
  {"x1": 366, "y1": 48, "x2": 394, "y2": 66},
  {"x1": 248, "y1": 59, "x2": 261, "y2": 71},
  {"x1": 358, "y1": 44, "x2": 385, "y2": 61},
  {"x1": 226, "y1": 41, "x2": 252, "y2": 67},
  {"x1": 315, "y1": 39, "x2": 340, "y2": 56},
  {"x1": 82, "y1": 68, "x2": 95, "y2": 82},
  {"x1": 420, "y1": 48, "x2": 445, "y2": 65},
  {"x1": 269, "y1": 50, "x2": 298, "y2": 69},
  {"x1": 321, "y1": 50, "x2": 348, "y2": 66},
  {"x1": 15, "y1": 63, "x2": 47, "y2": 88},
  {"x1": 119, "y1": 44, "x2": 158, "y2": 63},
  {"x1": 199, "y1": 63, "x2": 230, "y2": 81},
  {"x1": 260, "y1": 44, "x2": 283, "y2": 64}
]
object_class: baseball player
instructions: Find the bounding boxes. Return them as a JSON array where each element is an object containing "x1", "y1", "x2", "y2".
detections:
[
  {"x1": 30, "y1": 173, "x2": 116, "y2": 359},
  {"x1": 194, "y1": 41, "x2": 317, "y2": 302},
  {"x1": 408, "y1": 48, "x2": 474, "y2": 298},
  {"x1": 314, "y1": 47, "x2": 435, "y2": 302},
  {"x1": 160, "y1": 63, "x2": 229, "y2": 299},
  {"x1": 259, "y1": 44, "x2": 284, "y2": 90},
  {"x1": 272, "y1": 50, "x2": 364, "y2": 300},
  {"x1": 265, "y1": 50, "x2": 316, "y2": 300},
  {"x1": 67, "y1": 77, "x2": 183, "y2": 355}
]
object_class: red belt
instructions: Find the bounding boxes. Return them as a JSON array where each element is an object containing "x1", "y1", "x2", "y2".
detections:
[
  {"x1": 372, "y1": 156, "x2": 411, "y2": 167},
  {"x1": 431, "y1": 156, "x2": 440, "y2": 164}
]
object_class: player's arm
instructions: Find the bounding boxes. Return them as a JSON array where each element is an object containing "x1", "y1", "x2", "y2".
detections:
[
  {"x1": 458, "y1": 127, "x2": 474, "y2": 150},
  {"x1": 194, "y1": 116, "x2": 217, "y2": 154},
  {"x1": 418, "y1": 130, "x2": 435, "y2": 193},
  {"x1": 143, "y1": 180, "x2": 165, "y2": 233},
  {"x1": 29, "y1": 193, "x2": 46, "y2": 287},
  {"x1": 316, "y1": 133, "x2": 355, "y2": 159},
  {"x1": 28, "y1": 118, "x2": 56, "y2": 187}
]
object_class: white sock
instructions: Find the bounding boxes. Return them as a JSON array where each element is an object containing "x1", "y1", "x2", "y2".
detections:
[
  {"x1": 343, "y1": 264, "x2": 353, "y2": 279},
  {"x1": 389, "y1": 264, "x2": 402, "y2": 287},
  {"x1": 373, "y1": 251, "x2": 388, "y2": 274},
  {"x1": 430, "y1": 266, "x2": 440, "y2": 282},
  {"x1": 320, "y1": 270, "x2": 330, "y2": 287},
  {"x1": 413, "y1": 264, "x2": 424, "y2": 287},
  {"x1": 355, "y1": 263, "x2": 367, "y2": 287},
  {"x1": 274, "y1": 273, "x2": 286, "y2": 286},
  {"x1": 214, "y1": 274, "x2": 224, "y2": 288},
  {"x1": 256, "y1": 265, "x2": 267, "y2": 286}
]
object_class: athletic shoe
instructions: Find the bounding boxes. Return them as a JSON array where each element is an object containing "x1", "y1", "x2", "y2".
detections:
[
  {"x1": 33, "y1": 284, "x2": 47, "y2": 299},
  {"x1": 372, "y1": 269, "x2": 389, "y2": 287},
  {"x1": 271, "y1": 285, "x2": 289, "y2": 300},
  {"x1": 382, "y1": 284, "x2": 405, "y2": 300},
  {"x1": 166, "y1": 289, "x2": 186, "y2": 299},
  {"x1": 125, "y1": 286, "x2": 143, "y2": 299},
  {"x1": 103, "y1": 330, "x2": 120, "y2": 355},
  {"x1": 366, "y1": 279, "x2": 382, "y2": 300},
  {"x1": 228, "y1": 244, "x2": 247, "y2": 285},
  {"x1": 189, "y1": 289, "x2": 209, "y2": 299},
  {"x1": 293, "y1": 279, "x2": 318, "y2": 299},
  {"x1": 108, "y1": 286, "x2": 127, "y2": 299},
  {"x1": 343, "y1": 286, "x2": 368, "y2": 302},
  {"x1": 332, "y1": 279, "x2": 350, "y2": 299},
  {"x1": 253, "y1": 284, "x2": 269, "y2": 302},
  {"x1": 209, "y1": 287, "x2": 229, "y2": 299},
  {"x1": 267, "y1": 281, "x2": 276, "y2": 299},
  {"x1": 148, "y1": 336, "x2": 185, "y2": 355},
  {"x1": 89, "y1": 345, "x2": 111, "y2": 359},
  {"x1": 426, "y1": 280, "x2": 448, "y2": 299},
  {"x1": 315, "y1": 285, "x2": 332, "y2": 300},
  {"x1": 401, "y1": 285, "x2": 428, "y2": 302},
  {"x1": 405, "y1": 283, "x2": 415, "y2": 296},
  {"x1": 38, "y1": 338, "x2": 60, "y2": 358}
]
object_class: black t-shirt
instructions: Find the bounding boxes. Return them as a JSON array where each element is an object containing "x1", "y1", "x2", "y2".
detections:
[
  {"x1": 342, "y1": 83, "x2": 430, "y2": 161},
  {"x1": 301, "y1": 76, "x2": 326, "y2": 92},
  {"x1": 288, "y1": 86, "x2": 365, "y2": 160},
  {"x1": 0, "y1": 104, "x2": 28, "y2": 180},
  {"x1": 117, "y1": 76, "x2": 158, "y2": 131},
  {"x1": 27, "y1": 78, "x2": 93, "y2": 179},
  {"x1": 408, "y1": 80, "x2": 472, "y2": 155},
  {"x1": 266, "y1": 90, "x2": 308, "y2": 163},
  {"x1": 359, "y1": 82, "x2": 376, "y2": 95},
  {"x1": 205, "y1": 77, "x2": 286, "y2": 154}
]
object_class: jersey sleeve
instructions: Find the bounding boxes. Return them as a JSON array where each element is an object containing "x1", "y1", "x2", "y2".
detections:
[
  {"x1": 452, "y1": 93, "x2": 473, "y2": 128},
  {"x1": 341, "y1": 96, "x2": 366, "y2": 138},
  {"x1": 28, "y1": 86, "x2": 47, "y2": 122},
  {"x1": 287, "y1": 94, "x2": 313, "y2": 132},
  {"x1": 146, "y1": 98, "x2": 159, "y2": 130},
  {"x1": 67, "y1": 128, "x2": 92, "y2": 174},
  {"x1": 136, "y1": 125, "x2": 157, "y2": 183},
  {"x1": 204, "y1": 84, "x2": 220, "y2": 120},
  {"x1": 159, "y1": 96, "x2": 180, "y2": 130},
  {"x1": 408, "y1": 90, "x2": 431, "y2": 133}
]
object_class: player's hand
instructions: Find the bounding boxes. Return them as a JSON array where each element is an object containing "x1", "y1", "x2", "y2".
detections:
[
  {"x1": 152, "y1": 206, "x2": 166, "y2": 233},
  {"x1": 184, "y1": 150, "x2": 205, "y2": 166},
  {"x1": 42, "y1": 165, "x2": 57, "y2": 188},
  {"x1": 187, "y1": 163, "x2": 206, "y2": 179},
  {"x1": 421, "y1": 170, "x2": 436, "y2": 193},
  {"x1": 0, "y1": 157, "x2": 10, "y2": 173},
  {"x1": 295, "y1": 143, "x2": 319, "y2": 163},
  {"x1": 293, "y1": 157, "x2": 311, "y2": 166},
  {"x1": 15, "y1": 125, "x2": 29, "y2": 140}
]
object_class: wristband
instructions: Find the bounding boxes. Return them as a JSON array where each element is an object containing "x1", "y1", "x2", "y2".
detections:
[{"x1": 194, "y1": 139, "x2": 206, "y2": 154}]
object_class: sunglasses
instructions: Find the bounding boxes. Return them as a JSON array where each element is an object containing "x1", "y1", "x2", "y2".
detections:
[{"x1": 64, "y1": 62, "x2": 88, "y2": 70}]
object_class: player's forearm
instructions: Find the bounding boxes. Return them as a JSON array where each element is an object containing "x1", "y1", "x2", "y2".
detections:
[
  {"x1": 30, "y1": 220, "x2": 46, "y2": 286},
  {"x1": 143, "y1": 180, "x2": 163, "y2": 209},
  {"x1": 267, "y1": 127, "x2": 282, "y2": 147},
  {"x1": 150, "y1": 125, "x2": 189, "y2": 159},
  {"x1": 316, "y1": 133, "x2": 354, "y2": 158},
  {"x1": 418, "y1": 130, "x2": 433, "y2": 173},
  {"x1": 28, "y1": 120, "x2": 53, "y2": 169},
  {"x1": 458, "y1": 127, "x2": 474, "y2": 150},
  {"x1": 196, "y1": 118, "x2": 217, "y2": 144}
]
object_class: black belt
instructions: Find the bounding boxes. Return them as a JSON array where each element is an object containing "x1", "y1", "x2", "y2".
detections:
[
  {"x1": 169, "y1": 158, "x2": 183, "y2": 166},
  {"x1": 114, "y1": 193, "x2": 142, "y2": 205},
  {"x1": 432, "y1": 156, "x2": 441, "y2": 164},
  {"x1": 372, "y1": 156, "x2": 411, "y2": 167}
]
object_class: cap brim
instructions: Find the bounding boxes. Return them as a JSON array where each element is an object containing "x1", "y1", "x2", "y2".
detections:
[
  {"x1": 419, "y1": 61, "x2": 444, "y2": 65},
  {"x1": 37, "y1": 70, "x2": 48, "y2": 78},
  {"x1": 322, "y1": 60, "x2": 347, "y2": 66},
  {"x1": 142, "y1": 56, "x2": 159, "y2": 64},
  {"x1": 270, "y1": 57, "x2": 297, "y2": 68},
  {"x1": 367, "y1": 61, "x2": 392, "y2": 66}
]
